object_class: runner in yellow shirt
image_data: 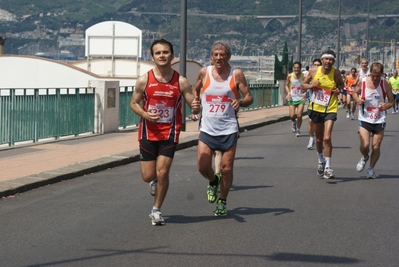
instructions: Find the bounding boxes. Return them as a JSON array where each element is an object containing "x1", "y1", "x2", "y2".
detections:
[
  {"x1": 388, "y1": 69, "x2": 399, "y2": 113},
  {"x1": 302, "y1": 49, "x2": 345, "y2": 179}
]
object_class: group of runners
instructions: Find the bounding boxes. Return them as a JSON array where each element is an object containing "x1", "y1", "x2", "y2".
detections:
[
  {"x1": 130, "y1": 38, "x2": 396, "y2": 226},
  {"x1": 286, "y1": 54, "x2": 395, "y2": 181}
]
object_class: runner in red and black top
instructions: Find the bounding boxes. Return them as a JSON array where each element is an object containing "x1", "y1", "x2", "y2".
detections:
[{"x1": 130, "y1": 38, "x2": 200, "y2": 226}]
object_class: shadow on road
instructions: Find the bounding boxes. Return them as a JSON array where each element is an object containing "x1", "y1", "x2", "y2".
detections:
[
  {"x1": 269, "y1": 252, "x2": 360, "y2": 264},
  {"x1": 166, "y1": 207, "x2": 294, "y2": 224}
]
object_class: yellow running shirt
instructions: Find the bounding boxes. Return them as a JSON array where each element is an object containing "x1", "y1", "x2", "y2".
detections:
[{"x1": 309, "y1": 66, "x2": 338, "y2": 113}]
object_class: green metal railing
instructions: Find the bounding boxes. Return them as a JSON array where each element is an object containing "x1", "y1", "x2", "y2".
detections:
[
  {"x1": 119, "y1": 86, "x2": 140, "y2": 129},
  {"x1": 0, "y1": 88, "x2": 95, "y2": 146},
  {"x1": 1, "y1": 84, "x2": 279, "y2": 147}
]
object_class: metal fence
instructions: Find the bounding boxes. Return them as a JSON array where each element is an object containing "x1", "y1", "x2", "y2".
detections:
[
  {"x1": 1, "y1": 84, "x2": 279, "y2": 147},
  {"x1": 0, "y1": 88, "x2": 95, "y2": 146}
]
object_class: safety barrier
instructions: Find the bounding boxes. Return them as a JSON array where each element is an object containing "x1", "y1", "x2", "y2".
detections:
[
  {"x1": 1, "y1": 84, "x2": 279, "y2": 147},
  {"x1": 0, "y1": 88, "x2": 95, "y2": 146}
]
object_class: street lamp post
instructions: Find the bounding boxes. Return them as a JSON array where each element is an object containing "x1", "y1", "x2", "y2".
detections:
[
  {"x1": 180, "y1": 0, "x2": 187, "y2": 131},
  {"x1": 297, "y1": 0, "x2": 302, "y2": 62},
  {"x1": 366, "y1": 0, "x2": 370, "y2": 60},
  {"x1": 337, "y1": 0, "x2": 341, "y2": 68}
]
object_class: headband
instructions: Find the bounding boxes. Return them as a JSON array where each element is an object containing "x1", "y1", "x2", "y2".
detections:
[{"x1": 321, "y1": 54, "x2": 336, "y2": 59}]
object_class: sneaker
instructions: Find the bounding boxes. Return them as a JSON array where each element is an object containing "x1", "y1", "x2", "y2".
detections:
[
  {"x1": 356, "y1": 155, "x2": 369, "y2": 172},
  {"x1": 392, "y1": 110, "x2": 396, "y2": 114},
  {"x1": 149, "y1": 179, "x2": 157, "y2": 196},
  {"x1": 346, "y1": 113, "x2": 350, "y2": 119},
  {"x1": 214, "y1": 199, "x2": 227, "y2": 216},
  {"x1": 149, "y1": 209, "x2": 165, "y2": 226},
  {"x1": 307, "y1": 138, "x2": 314, "y2": 150},
  {"x1": 317, "y1": 162, "x2": 325, "y2": 177},
  {"x1": 291, "y1": 121, "x2": 297, "y2": 133},
  {"x1": 367, "y1": 168, "x2": 376, "y2": 179},
  {"x1": 295, "y1": 129, "x2": 301, "y2": 137},
  {"x1": 207, "y1": 173, "x2": 221, "y2": 203},
  {"x1": 323, "y1": 167, "x2": 335, "y2": 179},
  {"x1": 350, "y1": 114, "x2": 355, "y2": 120}
]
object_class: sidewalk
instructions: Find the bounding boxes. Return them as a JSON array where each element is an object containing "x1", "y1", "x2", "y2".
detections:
[{"x1": 0, "y1": 106, "x2": 290, "y2": 198}]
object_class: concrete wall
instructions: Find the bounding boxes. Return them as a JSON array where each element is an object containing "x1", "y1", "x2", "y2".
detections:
[
  {"x1": 0, "y1": 55, "x2": 203, "y2": 89},
  {"x1": 73, "y1": 58, "x2": 155, "y2": 78}
]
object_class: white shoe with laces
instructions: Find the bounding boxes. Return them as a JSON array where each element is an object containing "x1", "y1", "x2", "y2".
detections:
[
  {"x1": 149, "y1": 179, "x2": 157, "y2": 196},
  {"x1": 149, "y1": 209, "x2": 165, "y2": 226},
  {"x1": 356, "y1": 155, "x2": 369, "y2": 172},
  {"x1": 323, "y1": 167, "x2": 335, "y2": 179},
  {"x1": 367, "y1": 168, "x2": 376, "y2": 179}
]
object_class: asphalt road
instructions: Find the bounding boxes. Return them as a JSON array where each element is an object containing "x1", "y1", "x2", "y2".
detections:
[{"x1": 1, "y1": 110, "x2": 399, "y2": 267}]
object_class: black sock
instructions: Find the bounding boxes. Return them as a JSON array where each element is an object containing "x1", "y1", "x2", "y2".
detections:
[{"x1": 209, "y1": 175, "x2": 219, "y2": 186}]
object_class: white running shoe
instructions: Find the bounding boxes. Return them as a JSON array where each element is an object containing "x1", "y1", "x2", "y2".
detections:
[
  {"x1": 356, "y1": 155, "x2": 369, "y2": 172},
  {"x1": 149, "y1": 209, "x2": 165, "y2": 226},
  {"x1": 392, "y1": 110, "x2": 396, "y2": 114},
  {"x1": 323, "y1": 167, "x2": 335, "y2": 179},
  {"x1": 346, "y1": 113, "x2": 350, "y2": 119},
  {"x1": 295, "y1": 130, "x2": 301, "y2": 137},
  {"x1": 317, "y1": 162, "x2": 325, "y2": 177},
  {"x1": 149, "y1": 179, "x2": 157, "y2": 196},
  {"x1": 367, "y1": 168, "x2": 376, "y2": 179},
  {"x1": 350, "y1": 114, "x2": 355, "y2": 120}
]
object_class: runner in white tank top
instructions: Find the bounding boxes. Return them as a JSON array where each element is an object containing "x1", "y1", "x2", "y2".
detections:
[
  {"x1": 199, "y1": 65, "x2": 239, "y2": 136},
  {"x1": 352, "y1": 62, "x2": 394, "y2": 179},
  {"x1": 192, "y1": 41, "x2": 253, "y2": 216}
]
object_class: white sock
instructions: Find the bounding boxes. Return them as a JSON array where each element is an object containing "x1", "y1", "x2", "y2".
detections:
[{"x1": 325, "y1": 157, "x2": 331, "y2": 168}]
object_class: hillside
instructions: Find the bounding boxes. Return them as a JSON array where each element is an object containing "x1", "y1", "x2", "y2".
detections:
[{"x1": 1, "y1": 0, "x2": 399, "y2": 67}]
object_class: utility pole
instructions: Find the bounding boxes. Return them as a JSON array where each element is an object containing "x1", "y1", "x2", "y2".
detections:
[
  {"x1": 180, "y1": 0, "x2": 187, "y2": 131},
  {"x1": 366, "y1": 0, "x2": 370, "y2": 60},
  {"x1": 382, "y1": 1, "x2": 386, "y2": 67},
  {"x1": 297, "y1": 0, "x2": 302, "y2": 62},
  {"x1": 337, "y1": 0, "x2": 341, "y2": 68}
]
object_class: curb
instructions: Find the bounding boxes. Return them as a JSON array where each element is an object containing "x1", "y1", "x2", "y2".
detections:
[{"x1": 0, "y1": 114, "x2": 292, "y2": 198}]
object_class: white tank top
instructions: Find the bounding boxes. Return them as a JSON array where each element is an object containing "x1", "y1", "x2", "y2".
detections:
[
  {"x1": 358, "y1": 77, "x2": 386, "y2": 124},
  {"x1": 289, "y1": 73, "x2": 304, "y2": 102},
  {"x1": 199, "y1": 66, "x2": 239, "y2": 135}
]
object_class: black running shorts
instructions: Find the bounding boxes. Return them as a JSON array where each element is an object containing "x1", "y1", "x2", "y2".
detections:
[{"x1": 139, "y1": 139, "x2": 177, "y2": 161}]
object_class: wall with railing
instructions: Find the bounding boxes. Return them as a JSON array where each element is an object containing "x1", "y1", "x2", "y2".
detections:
[
  {"x1": 0, "y1": 83, "x2": 279, "y2": 147},
  {"x1": 0, "y1": 88, "x2": 95, "y2": 146}
]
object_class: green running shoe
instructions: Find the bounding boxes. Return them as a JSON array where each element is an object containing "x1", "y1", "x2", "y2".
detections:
[
  {"x1": 214, "y1": 199, "x2": 227, "y2": 216},
  {"x1": 207, "y1": 173, "x2": 221, "y2": 203}
]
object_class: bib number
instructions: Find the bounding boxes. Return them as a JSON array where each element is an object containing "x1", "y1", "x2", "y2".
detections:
[
  {"x1": 204, "y1": 95, "x2": 230, "y2": 117},
  {"x1": 312, "y1": 88, "x2": 331, "y2": 106},
  {"x1": 148, "y1": 99, "x2": 174, "y2": 123}
]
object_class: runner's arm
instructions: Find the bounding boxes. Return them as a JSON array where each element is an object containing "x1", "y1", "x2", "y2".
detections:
[
  {"x1": 234, "y1": 68, "x2": 253, "y2": 109},
  {"x1": 180, "y1": 76, "x2": 200, "y2": 114},
  {"x1": 130, "y1": 73, "x2": 160, "y2": 122}
]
